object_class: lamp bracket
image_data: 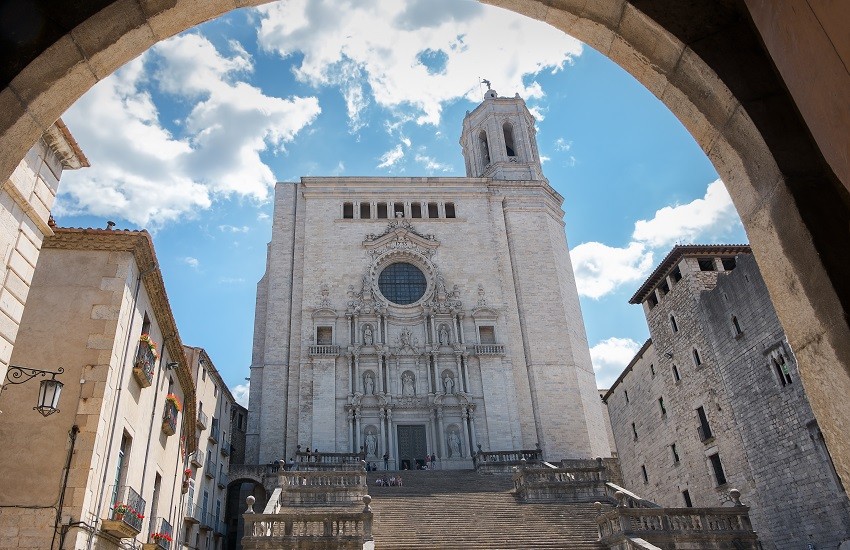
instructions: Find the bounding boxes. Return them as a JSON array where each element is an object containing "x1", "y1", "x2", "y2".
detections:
[{"x1": 4, "y1": 365, "x2": 64, "y2": 387}]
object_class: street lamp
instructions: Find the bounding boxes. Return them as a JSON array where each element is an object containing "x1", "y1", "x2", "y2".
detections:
[{"x1": 4, "y1": 365, "x2": 65, "y2": 416}]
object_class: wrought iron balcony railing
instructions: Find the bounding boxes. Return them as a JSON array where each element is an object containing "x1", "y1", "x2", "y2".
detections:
[
  {"x1": 184, "y1": 500, "x2": 201, "y2": 523},
  {"x1": 209, "y1": 423, "x2": 220, "y2": 443},
  {"x1": 162, "y1": 399, "x2": 179, "y2": 436},
  {"x1": 190, "y1": 450, "x2": 204, "y2": 468},
  {"x1": 132, "y1": 341, "x2": 156, "y2": 388},
  {"x1": 103, "y1": 485, "x2": 146, "y2": 538},
  {"x1": 197, "y1": 409, "x2": 208, "y2": 430},
  {"x1": 148, "y1": 516, "x2": 173, "y2": 550}
]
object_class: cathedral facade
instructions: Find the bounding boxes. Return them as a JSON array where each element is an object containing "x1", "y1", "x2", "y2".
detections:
[{"x1": 246, "y1": 90, "x2": 610, "y2": 468}]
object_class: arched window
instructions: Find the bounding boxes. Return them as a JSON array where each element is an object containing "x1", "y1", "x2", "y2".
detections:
[
  {"x1": 503, "y1": 122, "x2": 516, "y2": 157},
  {"x1": 479, "y1": 131, "x2": 491, "y2": 165}
]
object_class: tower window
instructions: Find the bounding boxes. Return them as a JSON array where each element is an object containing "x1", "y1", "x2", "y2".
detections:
[
  {"x1": 671, "y1": 443, "x2": 680, "y2": 464},
  {"x1": 649, "y1": 364, "x2": 655, "y2": 377},
  {"x1": 631, "y1": 422, "x2": 638, "y2": 440},
  {"x1": 721, "y1": 257, "x2": 737, "y2": 270},
  {"x1": 360, "y1": 202, "x2": 371, "y2": 219},
  {"x1": 773, "y1": 354, "x2": 792, "y2": 386},
  {"x1": 670, "y1": 265, "x2": 682, "y2": 282},
  {"x1": 708, "y1": 452, "x2": 727, "y2": 486},
  {"x1": 343, "y1": 202, "x2": 354, "y2": 219},
  {"x1": 696, "y1": 406, "x2": 713, "y2": 441},
  {"x1": 658, "y1": 397, "x2": 666, "y2": 416},
  {"x1": 698, "y1": 258, "x2": 716, "y2": 271},
  {"x1": 692, "y1": 348, "x2": 702, "y2": 367},
  {"x1": 682, "y1": 490, "x2": 692, "y2": 507},
  {"x1": 427, "y1": 202, "x2": 439, "y2": 218},
  {"x1": 444, "y1": 202, "x2": 456, "y2": 218},
  {"x1": 670, "y1": 315, "x2": 678, "y2": 333},
  {"x1": 672, "y1": 364, "x2": 681, "y2": 382},
  {"x1": 624, "y1": 390, "x2": 629, "y2": 404},
  {"x1": 658, "y1": 280, "x2": 669, "y2": 295},
  {"x1": 502, "y1": 122, "x2": 516, "y2": 157},
  {"x1": 732, "y1": 315, "x2": 742, "y2": 336},
  {"x1": 393, "y1": 202, "x2": 405, "y2": 218},
  {"x1": 377, "y1": 203, "x2": 388, "y2": 219},
  {"x1": 641, "y1": 464, "x2": 648, "y2": 484},
  {"x1": 411, "y1": 203, "x2": 422, "y2": 218},
  {"x1": 479, "y1": 131, "x2": 491, "y2": 165},
  {"x1": 647, "y1": 293, "x2": 658, "y2": 309}
]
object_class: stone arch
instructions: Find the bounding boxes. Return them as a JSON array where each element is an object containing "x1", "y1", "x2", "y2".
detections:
[{"x1": 0, "y1": 0, "x2": 848, "y2": 489}]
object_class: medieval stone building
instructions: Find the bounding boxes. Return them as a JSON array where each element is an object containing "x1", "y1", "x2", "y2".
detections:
[
  {"x1": 604, "y1": 245, "x2": 850, "y2": 548},
  {"x1": 246, "y1": 90, "x2": 610, "y2": 468}
]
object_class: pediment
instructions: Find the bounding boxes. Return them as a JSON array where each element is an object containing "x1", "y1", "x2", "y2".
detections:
[{"x1": 363, "y1": 220, "x2": 439, "y2": 257}]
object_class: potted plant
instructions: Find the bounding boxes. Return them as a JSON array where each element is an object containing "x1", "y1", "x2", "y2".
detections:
[
  {"x1": 162, "y1": 393, "x2": 182, "y2": 435},
  {"x1": 113, "y1": 502, "x2": 130, "y2": 521},
  {"x1": 132, "y1": 333, "x2": 159, "y2": 387}
]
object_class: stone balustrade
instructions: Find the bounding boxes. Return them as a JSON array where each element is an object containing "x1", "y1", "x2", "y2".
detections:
[
  {"x1": 513, "y1": 459, "x2": 616, "y2": 503},
  {"x1": 596, "y1": 489, "x2": 759, "y2": 550},
  {"x1": 309, "y1": 344, "x2": 340, "y2": 356},
  {"x1": 241, "y1": 495, "x2": 373, "y2": 550},
  {"x1": 294, "y1": 451, "x2": 365, "y2": 471},
  {"x1": 473, "y1": 449, "x2": 542, "y2": 473},
  {"x1": 277, "y1": 470, "x2": 368, "y2": 507},
  {"x1": 471, "y1": 343, "x2": 505, "y2": 355}
]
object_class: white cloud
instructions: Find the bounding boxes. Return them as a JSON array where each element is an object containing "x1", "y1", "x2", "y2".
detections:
[
  {"x1": 590, "y1": 337, "x2": 642, "y2": 388},
  {"x1": 256, "y1": 0, "x2": 581, "y2": 126},
  {"x1": 632, "y1": 179, "x2": 740, "y2": 248},
  {"x1": 414, "y1": 153, "x2": 452, "y2": 173},
  {"x1": 571, "y1": 242, "x2": 654, "y2": 299},
  {"x1": 220, "y1": 276, "x2": 246, "y2": 284},
  {"x1": 554, "y1": 138, "x2": 572, "y2": 152},
  {"x1": 219, "y1": 224, "x2": 250, "y2": 233},
  {"x1": 183, "y1": 257, "x2": 200, "y2": 269},
  {"x1": 57, "y1": 34, "x2": 321, "y2": 227},
  {"x1": 232, "y1": 382, "x2": 249, "y2": 407},
  {"x1": 377, "y1": 144, "x2": 405, "y2": 169}
]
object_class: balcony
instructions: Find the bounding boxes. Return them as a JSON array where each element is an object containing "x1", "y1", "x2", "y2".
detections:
[
  {"x1": 209, "y1": 423, "x2": 220, "y2": 444},
  {"x1": 102, "y1": 485, "x2": 145, "y2": 538},
  {"x1": 132, "y1": 340, "x2": 157, "y2": 388},
  {"x1": 309, "y1": 344, "x2": 340, "y2": 356},
  {"x1": 472, "y1": 343, "x2": 505, "y2": 355},
  {"x1": 199, "y1": 511, "x2": 213, "y2": 531},
  {"x1": 189, "y1": 450, "x2": 204, "y2": 468},
  {"x1": 218, "y1": 472, "x2": 228, "y2": 489},
  {"x1": 220, "y1": 436, "x2": 230, "y2": 457},
  {"x1": 145, "y1": 517, "x2": 173, "y2": 550},
  {"x1": 184, "y1": 500, "x2": 201, "y2": 524},
  {"x1": 197, "y1": 409, "x2": 208, "y2": 430},
  {"x1": 215, "y1": 520, "x2": 228, "y2": 538},
  {"x1": 162, "y1": 398, "x2": 179, "y2": 436},
  {"x1": 205, "y1": 461, "x2": 217, "y2": 479}
]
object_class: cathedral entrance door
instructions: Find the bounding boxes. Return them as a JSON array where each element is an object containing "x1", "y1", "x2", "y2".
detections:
[{"x1": 396, "y1": 425, "x2": 427, "y2": 470}]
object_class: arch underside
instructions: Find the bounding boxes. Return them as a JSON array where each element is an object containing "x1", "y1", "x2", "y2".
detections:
[{"x1": 0, "y1": 0, "x2": 848, "y2": 491}]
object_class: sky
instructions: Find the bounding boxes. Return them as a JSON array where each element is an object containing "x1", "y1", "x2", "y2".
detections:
[{"x1": 55, "y1": 0, "x2": 747, "y2": 403}]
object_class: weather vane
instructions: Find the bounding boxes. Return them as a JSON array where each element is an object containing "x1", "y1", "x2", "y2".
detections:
[{"x1": 482, "y1": 78, "x2": 492, "y2": 90}]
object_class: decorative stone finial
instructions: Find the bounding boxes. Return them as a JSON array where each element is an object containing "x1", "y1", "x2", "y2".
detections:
[
  {"x1": 362, "y1": 494, "x2": 372, "y2": 512},
  {"x1": 593, "y1": 501, "x2": 603, "y2": 514},
  {"x1": 729, "y1": 488, "x2": 742, "y2": 506},
  {"x1": 245, "y1": 495, "x2": 255, "y2": 514},
  {"x1": 614, "y1": 491, "x2": 626, "y2": 508}
]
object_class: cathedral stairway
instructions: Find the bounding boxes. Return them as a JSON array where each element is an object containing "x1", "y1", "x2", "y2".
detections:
[{"x1": 366, "y1": 470, "x2": 607, "y2": 549}]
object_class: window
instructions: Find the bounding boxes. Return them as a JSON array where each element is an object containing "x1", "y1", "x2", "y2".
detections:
[
  {"x1": 732, "y1": 315, "x2": 743, "y2": 336},
  {"x1": 478, "y1": 326, "x2": 496, "y2": 344},
  {"x1": 213, "y1": 385, "x2": 218, "y2": 397},
  {"x1": 682, "y1": 489, "x2": 693, "y2": 507},
  {"x1": 393, "y1": 202, "x2": 404, "y2": 218},
  {"x1": 773, "y1": 353, "x2": 792, "y2": 386},
  {"x1": 672, "y1": 364, "x2": 681, "y2": 382},
  {"x1": 201, "y1": 366, "x2": 206, "y2": 381},
  {"x1": 378, "y1": 262, "x2": 427, "y2": 305},
  {"x1": 708, "y1": 452, "x2": 727, "y2": 486},
  {"x1": 343, "y1": 202, "x2": 354, "y2": 219},
  {"x1": 671, "y1": 443, "x2": 680, "y2": 464},
  {"x1": 649, "y1": 364, "x2": 655, "y2": 377},
  {"x1": 411, "y1": 203, "x2": 422, "y2": 218},
  {"x1": 503, "y1": 123, "x2": 516, "y2": 157},
  {"x1": 360, "y1": 202, "x2": 371, "y2": 219},
  {"x1": 658, "y1": 397, "x2": 666, "y2": 416},
  {"x1": 692, "y1": 348, "x2": 702, "y2": 367},
  {"x1": 670, "y1": 265, "x2": 682, "y2": 282},
  {"x1": 658, "y1": 279, "x2": 669, "y2": 295},
  {"x1": 479, "y1": 131, "x2": 491, "y2": 165},
  {"x1": 444, "y1": 202, "x2": 456, "y2": 218},
  {"x1": 641, "y1": 464, "x2": 648, "y2": 484},
  {"x1": 377, "y1": 203, "x2": 388, "y2": 219},
  {"x1": 647, "y1": 293, "x2": 658, "y2": 309},
  {"x1": 316, "y1": 327, "x2": 333, "y2": 345},
  {"x1": 670, "y1": 315, "x2": 678, "y2": 333},
  {"x1": 696, "y1": 406, "x2": 713, "y2": 441},
  {"x1": 624, "y1": 390, "x2": 629, "y2": 404},
  {"x1": 631, "y1": 422, "x2": 638, "y2": 440},
  {"x1": 698, "y1": 258, "x2": 716, "y2": 271},
  {"x1": 721, "y1": 257, "x2": 737, "y2": 270},
  {"x1": 427, "y1": 202, "x2": 439, "y2": 218}
]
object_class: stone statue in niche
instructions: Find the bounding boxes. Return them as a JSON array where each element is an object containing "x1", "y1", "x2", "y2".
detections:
[
  {"x1": 363, "y1": 324, "x2": 373, "y2": 345},
  {"x1": 400, "y1": 328, "x2": 411, "y2": 347},
  {"x1": 364, "y1": 372, "x2": 375, "y2": 395},
  {"x1": 448, "y1": 430, "x2": 461, "y2": 457},
  {"x1": 365, "y1": 432, "x2": 377, "y2": 458},
  {"x1": 443, "y1": 374, "x2": 454, "y2": 394},
  {"x1": 438, "y1": 325, "x2": 449, "y2": 345},
  {"x1": 402, "y1": 372, "x2": 415, "y2": 396}
]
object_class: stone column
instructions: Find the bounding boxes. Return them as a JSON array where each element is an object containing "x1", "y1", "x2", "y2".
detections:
[
  {"x1": 354, "y1": 354, "x2": 361, "y2": 393},
  {"x1": 425, "y1": 353, "x2": 433, "y2": 394},
  {"x1": 347, "y1": 315, "x2": 353, "y2": 345},
  {"x1": 349, "y1": 355, "x2": 355, "y2": 394},
  {"x1": 454, "y1": 354, "x2": 462, "y2": 390},
  {"x1": 354, "y1": 314, "x2": 360, "y2": 345},
  {"x1": 376, "y1": 354, "x2": 383, "y2": 393},
  {"x1": 428, "y1": 409, "x2": 437, "y2": 456},
  {"x1": 387, "y1": 408, "x2": 395, "y2": 469},
  {"x1": 355, "y1": 409, "x2": 362, "y2": 452},
  {"x1": 429, "y1": 315, "x2": 437, "y2": 345},
  {"x1": 457, "y1": 313, "x2": 466, "y2": 344},
  {"x1": 449, "y1": 315, "x2": 459, "y2": 343},
  {"x1": 379, "y1": 408, "x2": 386, "y2": 457},
  {"x1": 423, "y1": 314, "x2": 431, "y2": 345},
  {"x1": 436, "y1": 407, "x2": 445, "y2": 459},
  {"x1": 349, "y1": 409, "x2": 356, "y2": 452},
  {"x1": 461, "y1": 354, "x2": 470, "y2": 392},
  {"x1": 468, "y1": 406, "x2": 479, "y2": 453}
]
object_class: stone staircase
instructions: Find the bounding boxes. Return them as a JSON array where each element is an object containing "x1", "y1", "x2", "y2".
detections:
[{"x1": 367, "y1": 470, "x2": 606, "y2": 549}]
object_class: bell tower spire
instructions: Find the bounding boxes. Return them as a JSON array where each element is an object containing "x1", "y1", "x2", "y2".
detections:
[{"x1": 460, "y1": 86, "x2": 544, "y2": 181}]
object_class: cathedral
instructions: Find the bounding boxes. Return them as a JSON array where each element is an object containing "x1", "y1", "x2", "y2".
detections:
[{"x1": 245, "y1": 88, "x2": 610, "y2": 469}]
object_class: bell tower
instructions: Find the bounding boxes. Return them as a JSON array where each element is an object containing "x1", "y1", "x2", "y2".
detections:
[{"x1": 460, "y1": 86, "x2": 544, "y2": 181}]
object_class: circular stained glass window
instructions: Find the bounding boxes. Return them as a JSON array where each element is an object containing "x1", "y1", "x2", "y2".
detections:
[{"x1": 378, "y1": 262, "x2": 427, "y2": 305}]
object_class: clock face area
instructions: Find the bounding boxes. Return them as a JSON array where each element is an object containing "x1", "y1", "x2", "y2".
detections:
[{"x1": 377, "y1": 262, "x2": 427, "y2": 305}]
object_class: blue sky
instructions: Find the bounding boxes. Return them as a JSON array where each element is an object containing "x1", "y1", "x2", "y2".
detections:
[{"x1": 55, "y1": 0, "x2": 746, "y2": 402}]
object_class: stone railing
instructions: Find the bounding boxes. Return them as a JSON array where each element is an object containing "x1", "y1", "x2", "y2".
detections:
[
  {"x1": 513, "y1": 459, "x2": 618, "y2": 503},
  {"x1": 562, "y1": 458, "x2": 624, "y2": 486},
  {"x1": 596, "y1": 489, "x2": 759, "y2": 550},
  {"x1": 241, "y1": 495, "x2": 373, "y2": 550},
  {"x1": 294, "y1": 451, "x2": 365, "y2": 470},
  {"x1": 603, "y1": 483, "x2": 660, "y2": 509},
  {"x1": 309, "y1": 345, "x2": 340, "y2": 356},
  {"x1": 471, "y1": 343, "x2": 505, "y2": 355},
  {"x1": 473, "y1": 448, "x2": 542, "y2": 473},
  {"x1": 276, "y1": 470, "x2": 368, "y2": 507}
]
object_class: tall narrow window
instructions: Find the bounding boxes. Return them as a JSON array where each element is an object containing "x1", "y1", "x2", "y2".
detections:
[
  {"x1": 732, "y1": 315, "x2": 742, "y2": 336},
  {"x1": 444, "y1": 202, "x2": 456, "y2": 218},
  {"x1": 479, "y1": 131, "x2": 491, "y2": 165},
  {"x1": 647, "y1": 293, "x2": 658, "y2": 309},
  {"x1": 682, "y1": 490, "x2": 692, "y2": 507},
  {"x1": 343, "y1": 202, "x2": 354, "y2": 219},
  {"x1": 393, "y1": 202, "x2": 404, "y2": 218},
  {"x1": 696, "y1": 406, "x2": 713, "y2": 441},
  {"x1": 709, "y1": 453, "x2": 727, "y2": 486},
  {"x1": 670, "y1": 265, "x2": 682, "y2": 283},
  {"x1": 360, "y1": 202, "x2": 371, "y2": 219},
  {"x1": 110, "y1": 433, "x2": 132, "y2": 513},
  {"x1": 721, "y1": 257, "x2": 737, "y2": 270},
  {"x1": 658, "y1": 397, "x2": 666, "y2": 416},
  {"x1": 641, "y1": 464, "x2": 648, "y2": 484},
  {"x1": 631, "y1": 422, "x2": 638, "y2": 440},
  {"x1": 692, "y1": 348, "x2": 702, "y2": 367},
  {"x1": 773, "y1": 354, "x2": 792, "y2": 386},
  {"x1": 377, "y1": 203, "x2": 388, "y2": 219},
  {"x1": 502, "y1": 123, "x2": 516, "y2": 157},
  {"x1": 672, "y1": 364, "x2": 681, "y2": 382},
  {"x1": 698, "y1": 258, "x2": 716, "y2": 271},
  {"x1": 658, "y1": 279, "x2": 669, "y2": 295},
  {"x1": 671, "y1": 443, "x2": 680, "y2": 464},
  {"x1": 427, "y1": 202, "x2": 439, "y2": 218},
  {"x1": 649, "y1": 364, "x2": 655, "y2": 377},
  {"x1": 624, "y1": 390, "x2": 629, "y2": 404},
  {"x1": 670, "y1": 315, "x2": 678, "y2": 333},
  {"x1": 411, "y1": 203, "x2": 422, "y2": 218}
]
